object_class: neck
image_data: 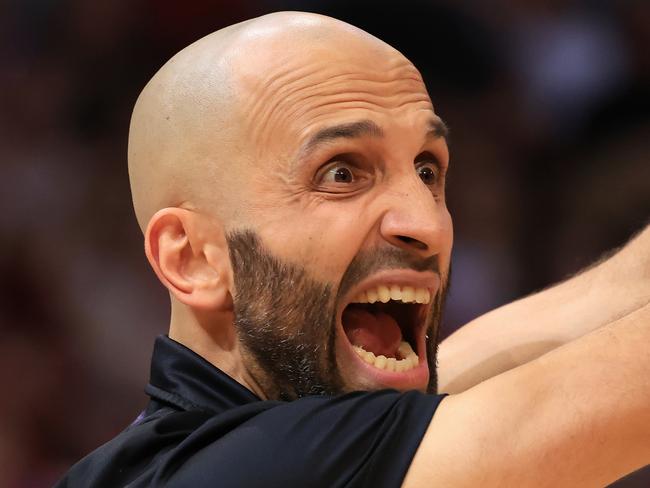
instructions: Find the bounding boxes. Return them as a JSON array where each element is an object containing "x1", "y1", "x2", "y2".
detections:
[{"x1": 168, "y1": 300, "x2": 267, "y2": 399}]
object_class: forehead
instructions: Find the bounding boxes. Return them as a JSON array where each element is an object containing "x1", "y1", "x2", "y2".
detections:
[{"x1": 233, "y1": 38, "x2": 435, "y2": 159}]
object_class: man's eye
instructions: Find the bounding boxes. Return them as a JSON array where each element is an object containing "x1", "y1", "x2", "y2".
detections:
[
  {"x1": 416, "y1": 162, "x2": 439, "y2": 185},
  {"x1": 322, "y1": 165, "x2": 354, "y2": 183}
]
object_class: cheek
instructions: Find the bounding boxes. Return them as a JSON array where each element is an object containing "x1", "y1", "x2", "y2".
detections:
[{"x1": 254, "y1": 203, "x2": 369, "y2": 283}]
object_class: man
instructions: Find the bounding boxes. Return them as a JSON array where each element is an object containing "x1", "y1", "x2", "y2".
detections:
[{"x1": 58, "y1": 11, "x2": 650, "y2": 487}]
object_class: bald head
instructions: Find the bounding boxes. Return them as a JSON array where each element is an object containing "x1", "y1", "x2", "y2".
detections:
[
  {"x1": 128, "y1": 11, "x2": 407, "y2": 232},
  {"x1": 130, "y1": 11, "x2": 451, "y2": 398}
]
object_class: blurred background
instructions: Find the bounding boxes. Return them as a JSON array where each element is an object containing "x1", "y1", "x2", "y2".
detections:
[{"x1": 1, "y1": 0, "x2": 648, "y2": 486}]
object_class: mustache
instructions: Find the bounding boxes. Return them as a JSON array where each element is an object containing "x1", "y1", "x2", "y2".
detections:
[{"x1": 337, "y1": 247, "x2": 440, "y2": 301}]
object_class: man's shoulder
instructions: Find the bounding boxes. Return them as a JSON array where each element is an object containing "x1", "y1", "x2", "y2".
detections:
[
  {"x1": 158, "y1": 390, "x2": 443, "y2": 487},
  {"x1": 57, "y1": 390, "x2": 444, "y2": 488},
  {"x1": 55, "y1": 405, "x2": 212, "y2": 487}
]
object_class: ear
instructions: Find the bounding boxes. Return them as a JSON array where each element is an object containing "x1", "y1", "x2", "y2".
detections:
[{"x1": 145, "y1": 208, "x2": 232, "y2": 312}]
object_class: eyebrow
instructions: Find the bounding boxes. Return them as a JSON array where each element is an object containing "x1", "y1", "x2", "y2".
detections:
[
  {"x1": 298, "y1": 120, "x2": 384, "y2": 159},
  {"x1": 297, "y1": 117, "x2": 449, "y2": 161},
  {"x1": 427, "y1": 118, "x2": 449, "y2": 141}
]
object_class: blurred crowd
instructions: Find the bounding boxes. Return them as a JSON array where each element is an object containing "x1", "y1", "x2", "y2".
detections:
[{"x1": 1, "y1": 0, "x2": 648, "y2": 486}]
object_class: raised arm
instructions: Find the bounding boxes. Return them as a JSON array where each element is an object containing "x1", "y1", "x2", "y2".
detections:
[
  {"x1": 438, "y1": 224, "x2": 650, "y2": 394},
  {"x1": 405, "y1": 302, "x2": 650, "y2": 487}
]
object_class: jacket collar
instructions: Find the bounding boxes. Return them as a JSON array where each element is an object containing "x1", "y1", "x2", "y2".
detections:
[{"x1": 145, "y1": 335, "x2": 261, "y2": 414}]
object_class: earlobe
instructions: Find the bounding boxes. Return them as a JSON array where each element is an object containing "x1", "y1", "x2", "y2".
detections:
[{"x1": 145, "y1": 208, "x2": 232, "y2": 311}]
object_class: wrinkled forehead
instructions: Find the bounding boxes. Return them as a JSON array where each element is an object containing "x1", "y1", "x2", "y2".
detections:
[{"x1": 230, "y1": 33, "x2": 434, "y2": 161}]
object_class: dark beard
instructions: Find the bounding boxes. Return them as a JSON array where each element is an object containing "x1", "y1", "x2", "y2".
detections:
[
  {"x1": 227, "y1": 230, "x2": 343, "y2": 400},
  {"x1": 227, "y1": 229, "x2": 447, "y2": 401}
]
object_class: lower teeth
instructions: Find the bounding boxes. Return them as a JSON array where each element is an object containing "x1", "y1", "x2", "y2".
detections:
[{"x1": 352, "y1": 341, "x2": 419, "y2": 372}]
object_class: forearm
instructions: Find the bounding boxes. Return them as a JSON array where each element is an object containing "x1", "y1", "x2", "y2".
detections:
[
  {"x1": 438, "y1": 224, "x2": 650, "y2": 394},
  {"x1": 407, "y1": 302, "x2": 650, "y2": 487}
]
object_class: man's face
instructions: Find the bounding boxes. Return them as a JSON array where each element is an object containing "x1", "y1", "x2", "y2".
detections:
[
  {"x1": 228, "y1": 230, "x2": 447, "y2": 400},
  {"x1": 223, "y1": 33, "x2": 453, "y2": 400}
]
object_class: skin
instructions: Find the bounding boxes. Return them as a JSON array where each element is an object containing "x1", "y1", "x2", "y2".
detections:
[
  {"x1": 129, "y1": 12, "x2": 452, "y2": 398},
  {"x1": 130, "y1": 11, "x2": 650, "y2": 486},
  {"x1": 438, "y1": 224, "x2": 650, "y2": 393}
]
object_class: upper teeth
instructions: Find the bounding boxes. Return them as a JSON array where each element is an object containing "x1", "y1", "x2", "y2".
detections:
[{"x1": 352, "y1": 285, "x2": 430, "y2": 304}]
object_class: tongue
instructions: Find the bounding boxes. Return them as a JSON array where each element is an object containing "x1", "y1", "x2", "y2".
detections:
[{"x1": 343, "y1": 308, "x2": 402, "y2": 358}]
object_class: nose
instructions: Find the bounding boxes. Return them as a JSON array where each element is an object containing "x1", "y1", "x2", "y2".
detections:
[{"x1": 379, "y1": 177, "x2": 448, "y2": 257}]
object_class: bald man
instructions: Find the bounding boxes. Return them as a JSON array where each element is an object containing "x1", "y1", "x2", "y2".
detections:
[{"x1": 57, "y1": 12, "x2": 650, "y2": 487}]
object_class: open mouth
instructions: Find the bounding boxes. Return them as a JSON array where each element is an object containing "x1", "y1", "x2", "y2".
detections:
[{"x1": 340, "y1": 284, "x2": 430, "y2": 373}]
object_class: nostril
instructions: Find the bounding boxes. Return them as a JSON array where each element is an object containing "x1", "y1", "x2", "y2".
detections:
[{"x1": 396, "y1": 235, "x2": 428, "y2": 251}]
